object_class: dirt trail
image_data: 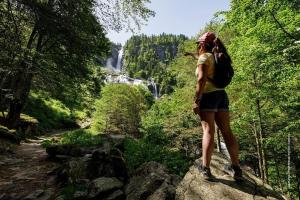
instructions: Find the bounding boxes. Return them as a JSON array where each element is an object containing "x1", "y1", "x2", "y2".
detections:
[{"x1": 0, "y1": 138, "x2": 59, "y2": 199}]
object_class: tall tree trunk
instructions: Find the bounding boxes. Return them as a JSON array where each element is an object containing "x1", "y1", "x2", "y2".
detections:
[
  {"x1": 252, "y1": 71, "x2": 268, "y2": 183},
  {"x1": 6, "y1": 25, "x2": 40, "y2": 128},
  {"x1": 291, "y1": 144, "x2": 300, "y2": 199},
  {"x1": 272, "y1": 150, "x2": 284, "y2": 192},
  {"x1": 256, "y1": 99, "x2": 268, "y2": 183},
  {"x1": 6, "y1": 61, "x2": 33, "y2": 128},
  {"x1": 252, "y1": 121, "x2": 264, "y2": 179}
]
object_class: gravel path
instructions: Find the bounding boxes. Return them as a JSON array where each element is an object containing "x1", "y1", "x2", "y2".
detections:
[{"x1": 0, "y1": 138, "x2": 60, "y2": 200}]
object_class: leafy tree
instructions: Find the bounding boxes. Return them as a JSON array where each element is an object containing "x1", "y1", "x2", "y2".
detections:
[
  {"x1": 92, "y1": 84, "x2": 147, "y2": 137},
  {"x1": 0, "y1": 0, "x2": 154, "y2": 128},
  {"x1": 123, "y1": 34, "x2": 188, "y2": 95},
  {"x1": 96, "y1": 0, "x2": 155, "y2": 32},
  {"x1": 223, "y1": 0, "x2": 299, "y2": 197}
]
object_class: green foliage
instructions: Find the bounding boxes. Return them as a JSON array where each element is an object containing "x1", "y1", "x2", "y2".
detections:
[
  {"x1": 60, "y1": 129, "x2": 101, "y2": 146},
  {"x1": 59, "y1": 184, "x2": 86, "y2": 200},
  {"x1": 123, "y1": 34, "x2": 188, "y2": 95},
  {"x1": 124, "y1": 125, "x2": 190, "y2": 176},
  {"x1": 141, "y1": 39, "x2": 200, "y2": 135},
  {"x1": 24, "y1": 92, "x2": 77, "y2": 130},
  {"x1": 222, "y1": 0, "x2": 300, "y2": 197},
  {"x1": 97, "y1": 0, "x2": 155, "y2": 32},
  {"x1": 92, "y1": 84, "x2": 147, "y2": 136},
  {"x1": 42, "y1": 129, "x2": 102, "y2": 148},
  {"x1": 0, "y1": 0, "x2": 154, "y2": 127},
  {"x1": 136, "y1": 85, "x2": 155, "y2": 109}
]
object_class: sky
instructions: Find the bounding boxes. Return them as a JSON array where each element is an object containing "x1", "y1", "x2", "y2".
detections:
[{"x1": 107, "y1": 0, "x2": 230, "y2": 45}]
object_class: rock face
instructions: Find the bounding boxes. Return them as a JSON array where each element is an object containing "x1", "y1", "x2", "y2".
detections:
[
  {"x1": 176, "y1": 153, "x2": 286, "y2": 200},
  {"x1": 51, "y1": 143, "x2": 180, "y2": 200},
  {"x1": 88, "y1": 177, "x2": 124, "y2": 199},
  {"x1": 46, "y1": 134, "x2": 285, "y2": 200},
  {"x1": 54, "y1": 143, "x2": 128, "y2": 184},
  {"x1": 125, "y1": 161, "x2": 181, "y2": 200}
]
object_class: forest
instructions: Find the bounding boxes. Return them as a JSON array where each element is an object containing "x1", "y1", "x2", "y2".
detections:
[{"x1": 0, "y1": 0, "x2": 299, "y2": 199}]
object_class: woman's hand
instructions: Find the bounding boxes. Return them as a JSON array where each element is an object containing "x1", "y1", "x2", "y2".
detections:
[
  {"x1": 193, "y1": 102, "x2": 200, "y2": 115},
  {"x1": 184, "y1": 52, "x2": 199, "y2": 60}
]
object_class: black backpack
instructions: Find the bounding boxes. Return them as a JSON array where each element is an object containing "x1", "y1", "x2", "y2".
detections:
[{"x1": 209, "y1": 52, "x2": 234, "y2": 88}]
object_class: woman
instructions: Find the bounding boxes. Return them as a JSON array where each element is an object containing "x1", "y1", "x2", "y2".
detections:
[{"x1": 187, "y1": 32, "x2": 242, "y2": 181}]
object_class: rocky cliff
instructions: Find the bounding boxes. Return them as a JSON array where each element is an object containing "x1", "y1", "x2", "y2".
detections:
[{"x1": 176, "y1": 153, "x2": 286, "y2": 200}]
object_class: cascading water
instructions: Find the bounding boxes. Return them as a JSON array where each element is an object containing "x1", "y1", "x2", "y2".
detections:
[
  {"x1": 104, "y1": 46, "x2": 159, "y2": 99},
  {"x1": 105, "y1": 58, "x2": 114, "y2": 70},
  {"x1": 149, "y1": 78, "x2": 159, "y2": 99},
  {"x1": 115, "y1": 48, "x2": 123, "y2": 72}
]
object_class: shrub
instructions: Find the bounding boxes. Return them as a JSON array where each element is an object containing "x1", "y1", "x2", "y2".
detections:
[
  {"x1": 42, "y1": 129, "x2": 102, "y2": 147},
  {"x1": 92, "y1": 84, "x2": 147, "y2": 137},
  {"x1": 124, "y1": 124, "x2": 190, "y2": 176},
  {"x1": 24, "y1": 92, "x2": 77, "y2": 130}
]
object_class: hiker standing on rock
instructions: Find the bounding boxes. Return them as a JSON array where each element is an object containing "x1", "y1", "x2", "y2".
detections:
[{"x1": 185, "y1": 32, "x2": 243, "y2": 181}]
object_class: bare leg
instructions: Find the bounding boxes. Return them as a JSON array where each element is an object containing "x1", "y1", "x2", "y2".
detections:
[
  {"x1": 215, "y1": 111, "x2": 240, "y2": 166},
  {"x1": 200, "y1": 112, "x2": 215, "y2": 167}
]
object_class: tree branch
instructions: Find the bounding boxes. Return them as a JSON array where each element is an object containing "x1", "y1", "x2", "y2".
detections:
[
  {"x1": 269, "y1": 11, "x2": 296, "y2": 40},
  {"x1": 27, "y1": 24, "x2": 38, "y2": 49}
]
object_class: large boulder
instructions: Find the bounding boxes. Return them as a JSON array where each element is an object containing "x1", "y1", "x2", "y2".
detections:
[
  {"x1": 125, "y1": 161, "x2": 181, "y2": 200},
  {"x1": 87, "y1": 177, "x2": 124, "y2": 199},
  {"x1": 18, "y1": 113, "x2": 39, "y2": 138},
  {"x1": 176, "y1": 153, "x2": 286, "y2": 200},
  {"x1": 0, "y1": 125, "x2": 20, "y2": 144},
  {"x1": 46, "y1": 144, "x2": 91, "y2": 158},
  {"x1": 54, "y1": 139, "x2": 128, "y2": 184},
  {"x1": 87, "y1": 146, "x2": 128, "y2": 181}
]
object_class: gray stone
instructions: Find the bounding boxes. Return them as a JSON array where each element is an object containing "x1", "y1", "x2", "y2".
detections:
[
  {"x1": 73, "y1": 190, "x2": 88, "y2": 199},
  {"x1": 54, "y1": 195, "x2": 65, "y2": 200},
  {"x1": 88, "y1": 177, "x2": 123, "y2": 198},
  {"x1": 24, "y1": 190, "x2": 44, "y2": 200},
  {"x1": 24, "y1": 189, "x2": 54, "y2": 200},
  {"x1": 104, "y1": 189, "x2": 125, "y2": 200},
  {"x1": 175, "y1": 153, "x2": 286, "y2": 200},
  {"x1": 125, "y1": 161, "x2": 181, "y2": 200}
]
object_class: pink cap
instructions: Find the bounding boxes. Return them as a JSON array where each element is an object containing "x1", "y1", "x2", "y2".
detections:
[{"x1": 197, "y1": 32, "x2": 216, "y2": 45}]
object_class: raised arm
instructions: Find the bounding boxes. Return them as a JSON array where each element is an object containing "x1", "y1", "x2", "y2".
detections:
[{"x1": 184, "y1": 52, "x2": 199, "y2": 60}]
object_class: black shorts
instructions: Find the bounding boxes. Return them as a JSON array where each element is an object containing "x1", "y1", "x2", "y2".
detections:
[{"x1": 199, "y1": 90, "x2": 229, "y2": 112}]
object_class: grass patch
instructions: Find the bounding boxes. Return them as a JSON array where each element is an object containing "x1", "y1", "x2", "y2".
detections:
[
  {"x1": 124, "y1": 124, "x2": 190, "y2": 176},
  {"x1": 24, "y1": 92, "x2": 77, "y2": 130},
  {"x1": 42, "y1": 129, "x2": 102, "y2": 148}
]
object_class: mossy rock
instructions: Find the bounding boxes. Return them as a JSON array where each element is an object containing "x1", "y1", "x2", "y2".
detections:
[
  {"x1": 0, "y1": 125, "x2": 20, "y2": 144},
  {"x1": 0, "y1": 139, "x2": 17, "y2": 153},
  {"x1": 20, "y1": 113, "x2": 39, "y2": 124},
  {"x1": 0, "y1": 112, "x2": 40, "y2": 139},
  {"x1": 18, "y1": 113, "x2": 40, "y2": 138}
]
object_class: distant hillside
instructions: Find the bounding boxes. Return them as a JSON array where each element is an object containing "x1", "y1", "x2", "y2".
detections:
[{"x1": 123, "y1": 34, "x2": 188, "y2": 95}]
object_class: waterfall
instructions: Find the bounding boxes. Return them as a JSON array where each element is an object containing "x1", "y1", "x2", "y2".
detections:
[
  {"x1": 105, "y1": 58, "x2": 114, "y2": 70},
  {"x1": 153, "y1": 82, "x2": 158, "y2": 99},
  {"x1": 115, "y1": 48, "x2": 123, "y2": 71},
  {"x1": 149, "y1": 78, "x2": 159, "y2": 99},
  {"x1": 104, "y1": 47, "x2": 159, "y2": 100}
]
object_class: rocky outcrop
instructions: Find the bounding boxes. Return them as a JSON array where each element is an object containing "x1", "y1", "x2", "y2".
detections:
[
  {"x1": 125, "y1": 161, "x2": 181, "y2": 200},
  {"x1": 0, "y1": 113, "x2": 39, "y2": 143},
  {"x1": 46, "y1": 144, "x2": 92, "y2": 158},
  {"x1": 87, "y1": 177, "x2": 124, "y2": 199},
  {"x1": 176, "y1": 153, "x2": 286, "y2": 200},
  {"x1": 0, "y1": 125, "x2": 20, "y2": 144},
  {"x1": 18, "y1": 113, "x2": 39, "y2": 138},
  {"x1": 48, "y1": 134, "x2": 180, "y2": 200}
]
